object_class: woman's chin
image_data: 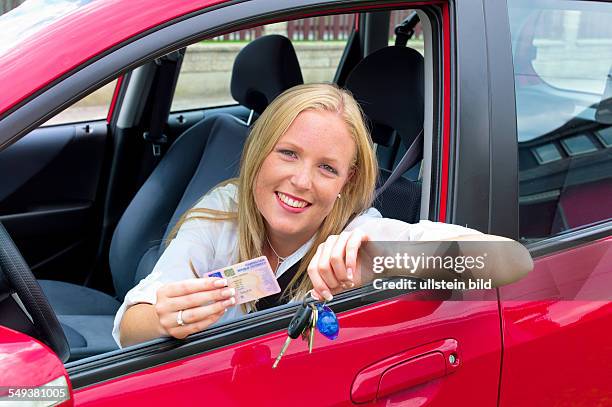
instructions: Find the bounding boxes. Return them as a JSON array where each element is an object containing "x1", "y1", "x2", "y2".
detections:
[{"x1": 266, "y1": 221, "x2": 313, "y2": 242}]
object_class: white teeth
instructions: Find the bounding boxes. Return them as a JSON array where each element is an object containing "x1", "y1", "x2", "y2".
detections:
[{"x1": 277, "y1": 192, "x2": 308, "y2": 208}]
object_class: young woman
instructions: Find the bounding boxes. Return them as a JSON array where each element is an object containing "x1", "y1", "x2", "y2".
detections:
[{"x1": 115, "y1": 84, "x2": 532, "y2": 347}]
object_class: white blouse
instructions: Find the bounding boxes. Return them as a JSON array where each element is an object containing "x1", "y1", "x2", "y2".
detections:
[{"x1": 112, "y1": 182, "x2": 481, "y2": 347}]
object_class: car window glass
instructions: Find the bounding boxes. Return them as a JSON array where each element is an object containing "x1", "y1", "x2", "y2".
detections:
[
  {"x1": 41, "y1": 80, "x2": 118, "y2": 126},
  {"x1": 170, "y1": 14, "x2": 357, "y2": 112},
  {"x1": 508, "y1": 0, "x2": 612, "y2": 242}
]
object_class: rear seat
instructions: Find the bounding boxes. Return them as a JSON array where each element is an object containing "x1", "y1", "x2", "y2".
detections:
[{"x1": 344, "y1": 45, "x2": 424, "y2": 223}]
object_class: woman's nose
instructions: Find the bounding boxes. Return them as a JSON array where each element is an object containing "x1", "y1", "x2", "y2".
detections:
[{"x1": 290, "y1": 166, "x2": 313, "y2": 190}]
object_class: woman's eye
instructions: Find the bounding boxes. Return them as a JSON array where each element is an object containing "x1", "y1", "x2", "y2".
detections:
[
  {"x1": 320, "y1": 164, "x2": 338, "y2": 175},
  {"x1": 278, "y1": 149, "x2": 297, "y2": 158}
]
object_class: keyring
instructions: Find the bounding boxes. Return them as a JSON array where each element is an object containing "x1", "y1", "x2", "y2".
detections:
[{"x1": 304, "y1": 289, "x2": 327, "y2": 307}]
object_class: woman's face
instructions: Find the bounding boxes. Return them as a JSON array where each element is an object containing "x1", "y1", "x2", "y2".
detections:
[{"x1": 254, "y1": 109, "x2": 356, "y2": 246}]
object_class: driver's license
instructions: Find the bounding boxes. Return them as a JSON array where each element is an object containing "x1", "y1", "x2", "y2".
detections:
[{"x1": 204, "y1": 257, "x2": 281, "y2": 304}]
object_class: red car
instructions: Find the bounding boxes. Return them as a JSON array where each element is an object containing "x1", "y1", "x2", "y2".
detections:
[{"x1": 0, "y1": 0, "x2": 611, "y2": 405}]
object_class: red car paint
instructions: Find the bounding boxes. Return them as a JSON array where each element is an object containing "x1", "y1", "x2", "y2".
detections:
[
  {"x1": 439, "y1": 2, "x2": 451, "y2": 223},
  {"x1": 0, "y1": 326, "x2": 73, "y2": 405},
  {"x1": 106, "y1": 76, "x2": 124, "y2": 123},
  {"x1": 0, "y1": 0, "x2": 226, "y2": 114},
  {"x1": 499, "y1": 237, "x2": 612, "y2": 406},
  {"x1": 74, "y1": 296, "x2": 501, "y2": 406}
]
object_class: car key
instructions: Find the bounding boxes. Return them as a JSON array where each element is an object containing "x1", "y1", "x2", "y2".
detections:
[
  {"x1": 308, "y1": 303, "x2": 318, "y2": 353},
  {"x1": 272, "y1": 303, "x2": 313, "y2": 368}
]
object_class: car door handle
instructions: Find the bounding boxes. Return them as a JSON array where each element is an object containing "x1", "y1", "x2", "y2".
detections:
[{"x1": 351, "y1": 339, "x2": 459, "y2": 403}]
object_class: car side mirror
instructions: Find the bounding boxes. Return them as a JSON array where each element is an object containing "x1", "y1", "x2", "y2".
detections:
[{"x1": 0, "y1": 325, "x2": 73, "y2": 406}]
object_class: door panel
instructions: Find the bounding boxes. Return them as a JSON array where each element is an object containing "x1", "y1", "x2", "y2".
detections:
[
  {"x1": 499, "y1": 236, "x2": 612, "y2": 406},
  {"x1": 0, "y1": 120, "x2": 107, "y2": 282},
  {"x1": 73, "y1": 293, "x2": 501, "y2": 406}
]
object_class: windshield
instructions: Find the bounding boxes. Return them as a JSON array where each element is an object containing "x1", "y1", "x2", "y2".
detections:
[{"x1": 0, "y1": 0, "x2": 95, "y2": 55}]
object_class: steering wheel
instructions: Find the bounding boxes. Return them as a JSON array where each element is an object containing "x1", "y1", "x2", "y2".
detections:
[{"x1": 0, "y1": 222, "x2": 70, "y2": 362}]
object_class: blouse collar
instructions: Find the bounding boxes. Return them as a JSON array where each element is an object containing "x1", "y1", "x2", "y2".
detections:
[{"x1": 274, "y1": 234, "x2": 317, "y2": 278}]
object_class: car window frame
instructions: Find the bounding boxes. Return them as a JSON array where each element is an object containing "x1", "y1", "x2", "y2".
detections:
[
  {"x1": 445, "y1": 0, "x2": 519, "y2": 239},
  {"x1": 0, "y1": 0, "x2": 446, "y2": 389}
]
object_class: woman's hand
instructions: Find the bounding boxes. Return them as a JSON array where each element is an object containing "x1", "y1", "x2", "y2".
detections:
[
  {"x1": 155, "y1": 277, "x2": 236, "y2": 339},
  {"x1": 307, "y1": 229, "x2": 369, "y2": 301}
]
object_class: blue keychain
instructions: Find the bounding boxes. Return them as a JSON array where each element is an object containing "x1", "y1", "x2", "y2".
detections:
[{"x1": 316, "y1": 304, "x2": 339, "y2": 340}]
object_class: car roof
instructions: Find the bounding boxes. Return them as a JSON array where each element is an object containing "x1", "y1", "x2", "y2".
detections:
[{"x1": 0, "y1": 0, "x2": 229, "y2": 116}]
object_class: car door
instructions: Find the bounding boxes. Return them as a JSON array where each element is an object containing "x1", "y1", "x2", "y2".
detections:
[
  {"x1": 64, "y1": 1, "x2": 506, "y2": 406},
  {"x1": 0, "y1": 81, "x2": 119, "y2": 284},
  {"x1": 498, "y1": 1, "x2": 612, "y2": 405},
  {"x1": 0, "y1": 0, "x2": 513, "y2": 404}
]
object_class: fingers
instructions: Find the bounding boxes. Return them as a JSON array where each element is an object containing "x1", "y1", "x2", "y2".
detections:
[
  {"x1": 165, "y1": 307, "x2": 228, "y2": 339},
  {"x1": 160, "y1": 277, "x2": 228, "y2": 298},
  {"x1": 158, "y1": 298, "x2": 236, "y2": 339},
  {"x1": 162, "y1": 286, "x2": 236, "y2": 312},
  {"x1": 329, "y1": 232, "x2": 352, "y2": 285},
  {"x1": 308, "y1": 229, "x2": 369, "y2": 301},
  {"x1": 318, "y1": 235, "x2": 342, "y2": 291},
  {"x1": 345, "y1": 229, "x2": 368, "y2": 285},
  {"x1": 155, "y1": 276, "x2": 237, "y2": 340},
  {"x1": 308, "y1": 244, "x2": 333, "y2": 301}
]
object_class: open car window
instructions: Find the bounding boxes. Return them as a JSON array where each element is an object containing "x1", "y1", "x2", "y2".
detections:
[{"x1": 105, "y1": 5, "x2": 437, "y2": 356}]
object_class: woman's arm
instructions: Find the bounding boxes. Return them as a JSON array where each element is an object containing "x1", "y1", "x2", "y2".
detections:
[
  {"x1": 119, "y1": 303, "x2": 167, "y2": 348},
  {"x1": 307, "y1": 220, "x2": 534, "y2": 300},
  {"x1": 367, "y1": 234, "x2": 533, "y2": 287}
]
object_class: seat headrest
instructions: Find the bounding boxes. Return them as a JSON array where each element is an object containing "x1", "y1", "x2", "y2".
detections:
[
  {"x1": 345, "y1": 46, "x2": 424, "y2": 147},
  {"x1": 231, "y1": 35, "x2": 304, "y2": 115}
]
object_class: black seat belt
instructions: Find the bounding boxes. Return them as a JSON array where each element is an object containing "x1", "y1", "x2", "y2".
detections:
[
  {"x1": 143, "y1": 49, "x2": 184, "y2": 157},
  {"x1": 375, "y1": 129, "x2": 423, "y2": 199},
  {"x1": 394, "y1": 11, "x2": 419, "y2": 47}
]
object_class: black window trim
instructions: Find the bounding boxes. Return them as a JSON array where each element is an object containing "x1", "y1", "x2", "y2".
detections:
[
  {"x1": 0, "y1": 0, "x2": 445, "y2": 390},
  {"x1": 448, "y1": 0, "x2": 519, "y2": 240},
  {"x1": 525, "y1": 219, "x2": 612, "y2": 258}
]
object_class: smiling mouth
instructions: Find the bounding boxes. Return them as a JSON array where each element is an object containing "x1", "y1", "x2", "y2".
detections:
[{"x1": 275, "y1": 192, "x2": 311, "y2": 209}]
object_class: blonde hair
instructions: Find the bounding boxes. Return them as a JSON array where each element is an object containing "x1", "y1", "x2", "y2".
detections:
[{"x1": 169, "y1": 83, "x2": 378, "y2": 305}]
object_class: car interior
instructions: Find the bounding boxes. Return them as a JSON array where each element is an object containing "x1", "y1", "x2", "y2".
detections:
[{"x1": 0, "y1": 8, "x2": 435, "y2": 363}]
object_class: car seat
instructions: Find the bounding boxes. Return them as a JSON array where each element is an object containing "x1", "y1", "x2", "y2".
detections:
[{"x1": 344, "y1": 45, "x2": 424, "y2": 223}]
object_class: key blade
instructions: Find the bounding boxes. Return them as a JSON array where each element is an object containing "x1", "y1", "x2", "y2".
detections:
[
  {"x1": 309, "y1": 305, "x2": 317, "y2": 354},
  {"x1": 273, "y1": 337, "x2": 292, "y2": 369}
]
